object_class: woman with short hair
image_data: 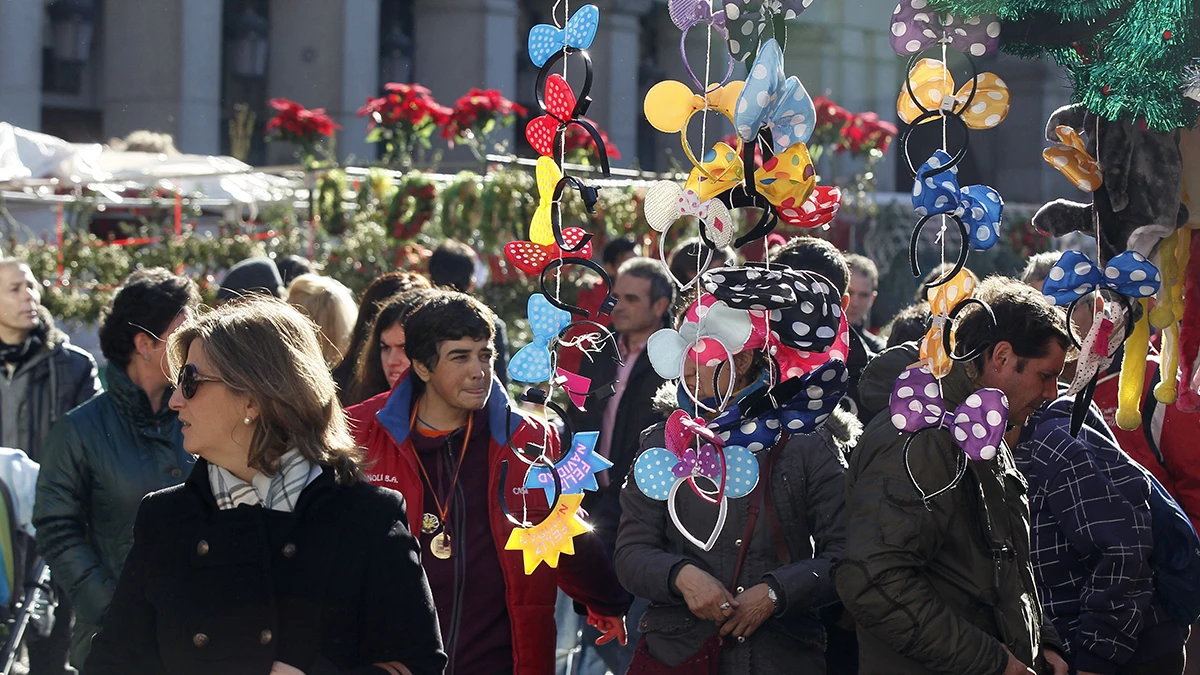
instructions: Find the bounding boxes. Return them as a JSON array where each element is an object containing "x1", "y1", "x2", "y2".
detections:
[
  {"x1": 85, "y1": 297, "x2": 446, "y2": 675},
  {"x1": 286, "y1": 273, "x2": 359, "y2": 369},
  {"x1": 35, "y1": 267, "x2": 199, "y2": 669}
]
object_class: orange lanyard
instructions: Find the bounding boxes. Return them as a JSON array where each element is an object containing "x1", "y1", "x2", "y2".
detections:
[{"x1": 409, "y1": 403, "x2": 473, "y2": 527}]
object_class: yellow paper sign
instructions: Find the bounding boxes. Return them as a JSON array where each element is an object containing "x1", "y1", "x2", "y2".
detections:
[{"x1": 504, "y1": 493, "x2": 591, "y2": 575}]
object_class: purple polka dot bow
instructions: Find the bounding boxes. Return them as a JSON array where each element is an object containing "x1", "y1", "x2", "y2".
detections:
[
  {"x1": 889, "y1": 0, "x2": 1001, "y2": 58},
  {"x1": 889, "y1": 366, "x2": 1008, "y2": 461}
]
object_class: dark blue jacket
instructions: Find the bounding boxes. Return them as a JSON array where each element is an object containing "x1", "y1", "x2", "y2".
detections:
[{"x1": 1015, "y1": 396, "x2": 1182, "y2": 674}]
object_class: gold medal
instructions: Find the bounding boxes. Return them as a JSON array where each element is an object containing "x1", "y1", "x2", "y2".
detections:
[
  {"x1": 421, "y1": 512, "x2": 441, "y2": 535},
  {"x1": 431, "y1": 531, "x2": 453, "y2": 560}
]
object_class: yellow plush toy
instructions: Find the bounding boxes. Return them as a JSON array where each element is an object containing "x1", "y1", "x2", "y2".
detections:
[{"x1": 1117, "y1": 298, "x2": 1152, "y2": 431}]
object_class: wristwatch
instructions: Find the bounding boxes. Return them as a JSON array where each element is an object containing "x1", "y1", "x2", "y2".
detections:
[{"x1": 766, "y1": 585, "x2": 778, "y2": 610}]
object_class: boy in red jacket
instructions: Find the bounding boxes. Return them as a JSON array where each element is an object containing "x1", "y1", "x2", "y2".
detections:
[{"x1": 347, "y1": 291, "x2": 628, "y2": 675}]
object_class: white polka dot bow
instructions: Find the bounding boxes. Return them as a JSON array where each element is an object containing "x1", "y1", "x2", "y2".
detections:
[
  {"x1": 889, "y1": 365, "x2": 1008, "y2": 462},
  {"x1": 889, "y1": 0, "x2": 1000, "y2": 58},
  {"x1": 1041, "y1": 250, "x2": 1162, "y2": 307}
]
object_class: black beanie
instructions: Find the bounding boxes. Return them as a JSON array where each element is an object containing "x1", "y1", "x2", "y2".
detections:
[{"x1": 217, "y1": 257, "x2": 284, "y2": 302}]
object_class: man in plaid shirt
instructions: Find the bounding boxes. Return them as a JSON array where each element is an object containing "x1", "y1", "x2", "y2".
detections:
[{"x1": 1014, "y1": 394, "x2": 1189, "y2": 675}]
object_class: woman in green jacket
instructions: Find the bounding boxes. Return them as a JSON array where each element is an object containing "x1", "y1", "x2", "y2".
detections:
[{"x1": 33, "y1": 268, "x2": 199, "y2": 669}]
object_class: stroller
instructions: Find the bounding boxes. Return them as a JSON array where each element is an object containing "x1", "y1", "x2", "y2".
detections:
[{"x1": 0, "y1": 448, "x2": 54, "y2": 675}]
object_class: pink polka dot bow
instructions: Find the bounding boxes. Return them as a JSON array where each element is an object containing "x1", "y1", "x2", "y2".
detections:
[{"x1": 889, "y1": 365, "x2": 1008, "y2": 461}]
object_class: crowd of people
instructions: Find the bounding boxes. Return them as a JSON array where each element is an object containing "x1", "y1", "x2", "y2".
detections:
[{"x1": 0, "y1": 231, "x2": 1197, "y2": 675}]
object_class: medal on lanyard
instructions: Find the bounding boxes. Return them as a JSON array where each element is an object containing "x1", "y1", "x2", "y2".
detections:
[{"x1": 411, "y1": 407, "x2": 474, "y2": 559}]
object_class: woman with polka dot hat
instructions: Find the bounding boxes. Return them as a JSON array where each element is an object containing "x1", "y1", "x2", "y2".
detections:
[{"x1": 616, "y1": 307, "x2": 860, "y2": 675}]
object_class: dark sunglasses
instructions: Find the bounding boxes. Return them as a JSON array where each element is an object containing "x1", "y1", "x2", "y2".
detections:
[{"x1": 176, "y1": 364, "x2": 223, "y2": 399}]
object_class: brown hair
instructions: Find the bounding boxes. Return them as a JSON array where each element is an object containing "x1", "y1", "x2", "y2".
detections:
[
  {"x1": 167, "y1": 297, "x2": 364, "y2": 484},
  {"x1": 349, "y1": 287, "x2": 439, "y2": 405}
]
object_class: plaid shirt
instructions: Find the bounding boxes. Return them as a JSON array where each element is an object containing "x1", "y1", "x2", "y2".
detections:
[{"x1": 1014, "y1": 397, "x2": 1160, "y2": 673}]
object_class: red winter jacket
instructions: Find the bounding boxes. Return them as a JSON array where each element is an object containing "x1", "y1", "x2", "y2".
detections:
[
  {"x1": 346, "y1": 374, "x2": 630, "y2": 675},
  {"x1": 1093, "y1": 355, "x2": 1200, "y2": 534}
]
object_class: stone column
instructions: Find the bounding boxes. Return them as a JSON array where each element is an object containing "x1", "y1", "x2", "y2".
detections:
[
  {"x1": 581, "y1": 0, "x2": 653, "y2": 170},
  {"x1": 267, "y1": 0, "x2": 381, "y2": 163},
  {"x1": 102, "y1": 0, "x2": 221, "y2": 154},
  {"x1": 0, "y1": 0, "x2": 44, "y2": 130},
  {"x1": 412, "y1": 0, "x2": 519, "y2": 166}
]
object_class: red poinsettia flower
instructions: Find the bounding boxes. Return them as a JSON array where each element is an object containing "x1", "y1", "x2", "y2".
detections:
[
  {"x1": 440, "y1": 88, "x2": 527, "y2": 143},
  {"x1": 265, "y1": 98, "x2": 340, "y2": 142},
  {"x1": 563, "y1": 119, "x2": 621, "y2": 161}
]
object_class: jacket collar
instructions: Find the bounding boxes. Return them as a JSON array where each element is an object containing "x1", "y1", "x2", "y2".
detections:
[
  {"x1": 107, "y1": 365, "x2": 176, "y2": 427},
  {"x1": 186, "y1": 456, "x2": 336, "y2": 517},
  {"x1": 376, "y1": 371, "x2": 523, "y2": 448}
]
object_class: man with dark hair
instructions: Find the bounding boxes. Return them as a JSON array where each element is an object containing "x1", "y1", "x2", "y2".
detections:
[
  {"x1": 770, "y1": 236, "x2": 876, "y2": 424},
  {"x1": 668, "y1": 236, "x2": 735, "y2": 290},
  {"x1": 885, "y1": 303, "x2": 933, "y2": 349},
  {"x1": 567, "y1": 256, "x2": 674, "y2": 674},
  {"x1": 0, "y1": 258, "x2": 101, "y2": 675},
  {"x1": 428, "y1": 239, "x2": 510, "y2": 384},
  {"x1": 845, "y1": 254, "x2": 885, "y2": 352},
  {"x1": 837, "y1": 277, "x2": 1070, "y2": 675},
  {"x1": 347, "y1": 291, "x2": 629, "y2": 675}
]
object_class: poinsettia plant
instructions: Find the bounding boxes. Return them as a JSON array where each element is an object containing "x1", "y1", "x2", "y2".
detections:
[
  {"x1": 441, "y1": 88, "x2": 527, "y2": 162},
  {"x1": 810, "y1": 96, "x2": 897, "y2": 163},
  {"x1": 359, "y1": 83, "x2": 452, "y2": 168},
  {"x1": 562, "y1": 119, "x2": 621, "y2": 166},
  {"x1": 265, "y1": 98, "x2": 341, "y2": 168}
]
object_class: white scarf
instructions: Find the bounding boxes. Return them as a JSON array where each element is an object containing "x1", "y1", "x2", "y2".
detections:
[{"x1": 208, "y1": 449, "x2": 320, "y2": 512}]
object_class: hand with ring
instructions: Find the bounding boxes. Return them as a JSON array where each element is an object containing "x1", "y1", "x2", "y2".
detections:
[{"x1": 673, "y1": 564, "x2": 738, "y2": 625}]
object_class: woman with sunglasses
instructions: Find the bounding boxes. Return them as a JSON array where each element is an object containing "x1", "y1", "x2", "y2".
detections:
[
  {"x1": 33, "y1": 268, "x2": 199, "y2": 670},
  {"x1": 85, "y1": 297, "x2": 446, "y2": 675}
]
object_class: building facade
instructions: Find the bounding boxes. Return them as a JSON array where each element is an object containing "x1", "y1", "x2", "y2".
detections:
[{"x1": 1, "y1": 0, "x2": 1075, "y2": 200}]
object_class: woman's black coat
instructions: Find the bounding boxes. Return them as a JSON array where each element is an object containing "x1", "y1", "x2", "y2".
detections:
[{"x1": 84, "y1": 458, "x2": 447, "y2": 675}]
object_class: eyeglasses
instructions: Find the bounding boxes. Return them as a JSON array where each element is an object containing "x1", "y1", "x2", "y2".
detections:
[{"x1": 176, "y1": 363, "x2": 223, "y2": 400}]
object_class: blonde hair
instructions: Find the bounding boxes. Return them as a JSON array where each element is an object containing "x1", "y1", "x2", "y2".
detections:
[
  {"x1": 167, "y1": 297, "x2": 363, "y2": 484},
  {"x1": 287, "y1": 274, "x2": 358, "y2": 368}
]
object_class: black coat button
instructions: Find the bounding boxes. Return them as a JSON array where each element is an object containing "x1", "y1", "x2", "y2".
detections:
[
  {"x1": 196, "y1": 540, "x2": 209, "y2": 555},
  {"x1": 282, "y1": 543, "x2": 296, "y2": 558},
  {"x1": 193, "y1": 633, "x2": 209, "y2": 647},
  {"x1": 170, "y1": 468, "x2": 183, "y2": 479}
]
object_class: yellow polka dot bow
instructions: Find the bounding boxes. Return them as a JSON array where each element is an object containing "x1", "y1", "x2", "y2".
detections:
[
  {"x1": 921, "y1": 267, "x2": 979, "y2": 378},
  {"x1": 1043, "y1": 125, "x2": 1103, "y2": 192},
  {"x1": 897, "y1": 58, "x2": 1010, "y2": 130},
  {"x1": 683, "y1": 142, "x2": 817, "y2": 223},
  {"x1": 529, "y1": 156, "x2": 564, "y2": 246}
]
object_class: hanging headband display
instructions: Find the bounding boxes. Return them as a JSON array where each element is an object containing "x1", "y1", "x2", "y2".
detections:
[
  {"x1": 908, "y1": 150, "x2": 1003, "y2": 287},
  {"x1": 505, "y1": 226, "x2": 594, "y2": 275},
  {"x1": 529, "y1": 157, "x2": 600, "y2": 249},
  {"x1": 721, "y1": 0, "x2": 813, "y2": 63},
  {"x1": 527, "y1": 4, "x2": 600, "y2": 68},
  {"x1": 499, "y1": 458, "x2": 591, "y2": 574},
  {"x1": 644, "y1": 79, "x2": 745, "y2": 179},
  {"x1": 528, "y1": 58, "x2": 612, "y2": 177},
  {"x1": 518, "y1": 388, "x2": 612, "y2": 499}
]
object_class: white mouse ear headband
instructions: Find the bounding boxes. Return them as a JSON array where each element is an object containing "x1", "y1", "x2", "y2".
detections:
[
  {"x1": 648, "y1": 295, "x2": 755, "y2": 412},
  {"x1": 644, "y1": 181, "x2": 734, "y2": 290}
]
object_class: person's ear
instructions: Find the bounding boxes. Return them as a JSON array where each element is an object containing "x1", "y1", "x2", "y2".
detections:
[
  {"x1": 133, "y1": 332, "x2": 157, "y2": 362},
  {"x1": 653, "y1": 297, "x2": 671, "y2": 320},
  {"x1": 411, "y1": 358, "x2": 433, "y2": 383},
  {"x1": 990, "y1": 341, "x2": 1014, "y2": 372}
]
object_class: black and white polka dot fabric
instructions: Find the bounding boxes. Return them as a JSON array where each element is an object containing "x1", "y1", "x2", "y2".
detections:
[{"x1": 701, "y1": 266, "x2": 842, "y2": 353}]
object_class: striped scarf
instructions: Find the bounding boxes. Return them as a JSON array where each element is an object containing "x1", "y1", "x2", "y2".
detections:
[{"x1": 208, "y1": 450, "x2": 317, "y2": 512}]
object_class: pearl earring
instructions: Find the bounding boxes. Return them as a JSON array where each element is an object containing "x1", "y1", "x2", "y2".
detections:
[{"x1": 244, "y1": 416, "x2": 251, "y2": 425}]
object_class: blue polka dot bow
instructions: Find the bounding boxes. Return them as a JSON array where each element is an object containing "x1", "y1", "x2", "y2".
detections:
[
  {"x1": 734, "y1": 38, "x2": 816, "y2": 155},
  {"x1": 889, "y1": 365, "x2": 1007, "y2": 461},
  {"x1": 1040, "y1": 249, "x2": 1163, "y2": 306},
  {"x1": 710, "y1": 359, "x2": 848, "y2": 452},
  {"x1": 912, "y1": 150, "x2": 1004, "y2": 251},
  {"x1": 509, "y1": 293, "x2": 572, "y2": 384},
  {"x1": 527, "y1": 4, "x2": 600, "y2": 68}
]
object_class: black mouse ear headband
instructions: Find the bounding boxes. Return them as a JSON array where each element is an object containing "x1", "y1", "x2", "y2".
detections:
[
  {"x1": 898, "y1": 49, "x2": 978, "y2": 180},
  {"x1": 531, "y1": 50, "x2": 612, "y2": 178},
  {"x1": 549, "y1": 176, "x2": 600, "y2": 253},
  {"x1": 540, "y1": 257, "x2": 616, "y2": 317}
]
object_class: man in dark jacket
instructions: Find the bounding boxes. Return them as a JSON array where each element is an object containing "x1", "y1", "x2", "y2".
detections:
[
  {"x1": 1015, "y1": 395, "x2": 1188, "y2": 674},
  {"x1": 836, "y1": 277, "x2": 1070, "y2": 675},
  {"x1": 570, "y1": 256, "x2": 675, "y2": 554},
  {"x1": 0, "y1": 258, "x2": 100, "y2": 675},
  {"x1": 0, "y1": 260, "x2": 101, "y2": 462},
  {"x1": 35, "y1": 268, "x2": 199, "y2": 668}
]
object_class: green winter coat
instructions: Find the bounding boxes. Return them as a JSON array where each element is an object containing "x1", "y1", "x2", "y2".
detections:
[
  {"x1": 834, "y1": 345, "x2": 1062, "y2": 675},
  {"x1": 33, "y1": 365, "x2": 193, "y2": 667}
]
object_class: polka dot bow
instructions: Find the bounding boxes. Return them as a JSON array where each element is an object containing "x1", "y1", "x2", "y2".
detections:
[
  {"x1": 889, "y1": 0, "x2": 1001, "y2": 58},
  {"x1": 509, "y1": 293, "x2": 572, "y2": 384},
  {"x1": 1041, "y1": 250, "x2": 1162, "y2": 307},
  {"x1": 920, "y1": 267, "x2": 979, "y2": 379},
  {"x1": 912, "y1": 150, "x2": 1004, "y2": 251},
  {"x1": 889, "y1": 366, "x2": 1008, "y2": 461},
  {"x1": 1043, "y1": 125, "x2": 1103, "y2": 192},
  {"x1": 684, "y1": 142, "x2": 817, "y2": 216},
  {"x1": 527, "y1": 4, "x2": 599, "y2": 68},
  {"x1": 897, "y1": 59, "x2": 1010, "y2": 131},
  {"x1": 700, "y1": 265, "x2": 843, "y2": 353},
  {"x1": 643, "y1": 180, "x2": 735, "y2": 249},
  {"x1": 734, "y1": 39, "x2": 817, "y2": 156},
  {"x1": 712, "y1": 358, "x2": 849, "y2": 450},
  {"x1": 723, "y1": 0, "x2": 815, "y2": 63}
]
